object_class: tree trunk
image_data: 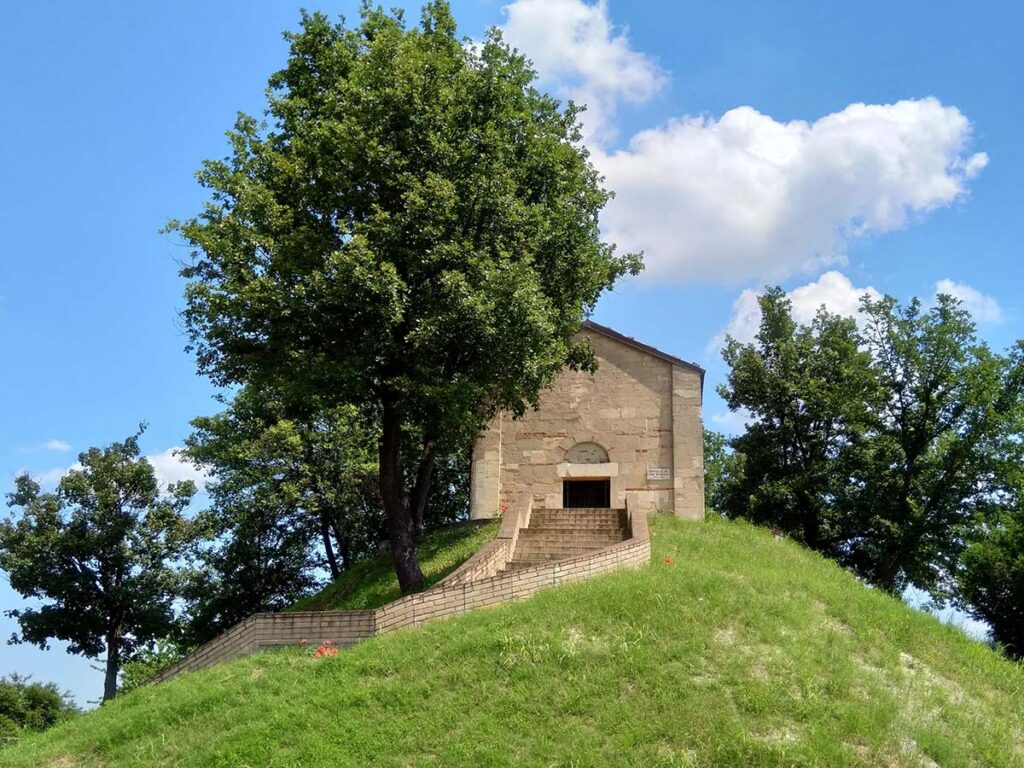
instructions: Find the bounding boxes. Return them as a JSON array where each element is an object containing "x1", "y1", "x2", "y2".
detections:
[
  {"x1": 410, "y1": 439, "x2": 437, "y2": 541},
  {"x1": 379, "y1": 398, "x2": 425, "y2": 593},
  {"x1": 332, "y1": 518, "x2": 351, "y2": 571},
  {"x1": 319, "y1": 511, "x2": 340, "y2": 580},
  {"x1": 103, "y1": 627, "x2": 121, "y2": 702},
  {"x1": 875, "y1": 548, "x2": 903, "y2": 593}
]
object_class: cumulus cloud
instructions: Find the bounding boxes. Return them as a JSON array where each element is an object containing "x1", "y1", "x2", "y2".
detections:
[
  {"x1": 43, "y1": 439, "x2": 71, "y2": 452},
  {"x1": 29, "y1": 463, "x2": 81, "y2": 488},
  {"x1": 596, "y1": 101, "x2": 987, "y2": 283},
  {"x1": 145, "y1": 447, "x2": 208, "y2": 492},
  {"x1": 934, "y1": 279, "x2": 1003, "y2": 324},
  {"x1": 21, "y1": 449, "x2": 207, "y2": 493},
  {"x1": 713, "y1": 271, "x2": 881, "y2": 350},
  {"x1": 500, "y1": 0, "x2": 666, "y2": 140},
  {"x1": 497, "y1": 0, "x2": 987, "y2": 284}
]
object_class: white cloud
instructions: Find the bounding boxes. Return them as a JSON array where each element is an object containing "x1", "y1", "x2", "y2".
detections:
[
  {"x1": 43, "y1": 439, "x2": 71, "y2": 452},
  {"x1": 710, "y1": 408, "x2": 752, "y2": 436},
  {"x1": 25, "y1": 462, "x2": 81, "y2": 488},
  {"x1": 20, "y1": 449, "x2": 207, "y2": 493},
  {"x1": 713, "y1": 271, "x2": 881, "y2": 350},
  {"x1": 497, "y1": 1, "x2": 987, "y2": 284},
  {"x1": 500, "y1": 0, "x2": 666, "y2": 140},
  {"x1": 145, "y1": 447, "x2": 208, "y2": 492},
  {"x1": 934, "y1": 279, "x2": 1003, "y2": 324},
  {"x1": 596, "y1": 100, "x2": 987, "y2": 283}
]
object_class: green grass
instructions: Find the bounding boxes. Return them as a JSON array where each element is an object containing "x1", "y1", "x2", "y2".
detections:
[
  {"x1": 5, "y1": 514, "x2": 1024, "y2": 767},
  {"x1": 288, "y1": 520, "x2": 500, "y2": 612}
]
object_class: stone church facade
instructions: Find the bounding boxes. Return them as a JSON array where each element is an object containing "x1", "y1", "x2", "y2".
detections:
[{"x1": 470, "y1": 320, "x2": 705, "y2": 520}]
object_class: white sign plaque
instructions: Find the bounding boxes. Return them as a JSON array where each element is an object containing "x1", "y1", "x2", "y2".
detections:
[{"x1": 646, "y1": 467, "x2": 671, "y2": 481}]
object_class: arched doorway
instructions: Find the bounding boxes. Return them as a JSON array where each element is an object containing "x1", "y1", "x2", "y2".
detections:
[{"x1": 562, "y1": 442, "x2": 612, "y2": 508}]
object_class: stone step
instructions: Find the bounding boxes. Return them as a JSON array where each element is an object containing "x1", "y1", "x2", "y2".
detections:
[
  {"x1": 514, "y1": 542, "x2": 622, "y2": 553},
  {"x1": 516, "y1": 540, "x2": 618, "y2": 552},
  {"x1": 513, "y1": 538, "x2": 620, "y2": 553},
  {"x1": 513, "y1": 548, "x2": 609, "y2": 560},
  {"x1": 530, "y1": 508, "x2": 625, "y2": 521},
  {"x1": 499, "y1": 558, "x2": 566, "y2": 572},
  {"x1": 517, "y1": 530, "x2": 625, "y2": 542},
  {"x1": 528, "y1": 519, "x2": 625, "y2": 530},
  {"x1": 526, "y1": 522, "x2": 624, "y2": 530},
  {"x1": 521, "y1": 525, "x2": 627, "y2": 536}
]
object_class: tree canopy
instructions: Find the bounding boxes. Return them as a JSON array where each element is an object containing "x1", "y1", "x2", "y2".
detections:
[
  {"x1": 0, "y1": 674, "x2": 77, "y2": 745},
  {"x1": 172, "y1": 2, "x2": 639, "y2": 591},
  {"x1": 0, "y1": 430, "x2": 202, "y2": 701},
  {"x1": 717, "y1": 289, "x2": 1024, "y2": 605}
]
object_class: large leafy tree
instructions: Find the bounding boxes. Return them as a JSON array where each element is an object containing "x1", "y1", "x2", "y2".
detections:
[
  {"x1": 181, "y1": 384, "x2": 472, "y2": 644},
  {"x1": 172, "y1": 3, "x2": 638, "y2": 591},
  {"x1": 0, "y1": 431, "x2": 201, "y2": 702},
  {"x1": 718, "y1": 289, "x2": 1024, "y2": 602},
  {"x1": 848, "y1": 296, "x2": 1023, "y2": 595},
  {"x1": 959, "y1": 506, "x2": 1024, "y2": 658},
  {"x1": 181, "y1": 388, "x2": 380, "y2": 643},
  {"x1": 956, "y1": 342, "x2": 1024, "y2": 656},
  {"x1": 718, "y1": 288, "x2": 876, "y2": 556}
]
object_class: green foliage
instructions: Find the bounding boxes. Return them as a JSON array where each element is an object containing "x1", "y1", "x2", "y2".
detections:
[
  {"x1": 180, "y1": 385, "x2": 473, "y2": 645},
  {"x1": 5, "y1": 515, "x2": 1023, "y2": 766},
  {"x1": 845, "y1": 296, "x2": 1022, "y2": 595},
  {"x1": 717, "y1": 289, "x2": 1024, "y2": 600},
  {"x1": 118, "y1": 640, "x2": 187, "y2": 695},
  {"x1": 0, "y1": 674, "x2": 77, "y2": 747},
  {"x1": 718, "y1": 287, "x2": 876, "y2": 556},
  {"x1": 957, "y1": 389, "x2": 1024, "y2": 657},
  {"x1": 290, "y1": 520, "x2": 499, "y2": 612},
  {"x1": 702, "y1": 428, "x2": 743, "y2": 513},
  {"x1": 181, "y1": 388, "x2": 379, "y2": 643},
  {"x1": 959, "y1": 514, "x2": 1024, "y2": 658},
  {"x1": 171, "y1": 2, "x2": 639, "y2": 592},
  {"x1": 0, "y1": 429, "x2": 204, "y2": 701}
]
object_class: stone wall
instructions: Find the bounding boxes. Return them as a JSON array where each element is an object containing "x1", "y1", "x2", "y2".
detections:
[
  {"x1": 150, "y1": 610, "x2": 377, "y2": 683},
  {"x1": 470, "y1": 326, "x2": 704, "y2": 519},
  {"x1": 151, "y1": 502, "x2": 649, "y2": 685}
]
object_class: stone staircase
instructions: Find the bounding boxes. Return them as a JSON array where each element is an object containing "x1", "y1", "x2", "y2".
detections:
[{"x1": 499, "y1": 508, "x2": 629, "y2": 572}]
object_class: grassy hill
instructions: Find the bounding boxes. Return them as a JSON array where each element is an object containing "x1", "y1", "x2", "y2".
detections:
[
  {"x1": 4, "y1": 513, "x2": 1023, "y2": 767},
  {"x1": 289, "y1": 519, "x2": 500, "y2": 612}
]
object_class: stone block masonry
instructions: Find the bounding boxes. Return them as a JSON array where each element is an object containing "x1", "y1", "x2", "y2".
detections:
[
  {"x1": 469, "y1": 321, "x2": 704, "y2": 520},
  {"x1": 151, "y1": 500, "x2": 650, "y2": 684}
]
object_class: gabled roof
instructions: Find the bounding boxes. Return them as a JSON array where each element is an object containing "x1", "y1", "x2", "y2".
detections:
[{"x1": 581, "y1": 320, "x2": 705, "y2": 387}]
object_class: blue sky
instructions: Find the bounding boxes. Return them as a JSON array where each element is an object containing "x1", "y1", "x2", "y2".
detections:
[{"x1": 1, "y1": 0, "x2": 1019, "y2": 706}]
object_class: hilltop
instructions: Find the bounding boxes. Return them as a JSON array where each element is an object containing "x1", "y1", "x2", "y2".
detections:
[{"x1": 3, "y1": 514, "x2": 1022, "y2": 767}]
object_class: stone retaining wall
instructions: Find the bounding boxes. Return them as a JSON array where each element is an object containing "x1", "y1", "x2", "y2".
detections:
[{"x1": 152, "y1": 499, "x2": 649, "y2": 684}]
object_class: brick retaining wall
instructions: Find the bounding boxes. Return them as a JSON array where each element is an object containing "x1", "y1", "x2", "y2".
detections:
[{"x1": 152, "y1": 499, "x2": 649, "y2": 684}]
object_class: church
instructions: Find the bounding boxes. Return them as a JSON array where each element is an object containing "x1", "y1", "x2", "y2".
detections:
[{"x1": 470, "y1": 320, "x2": 705, "y2": 520}]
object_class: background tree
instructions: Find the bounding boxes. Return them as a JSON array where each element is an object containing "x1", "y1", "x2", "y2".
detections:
[
  {"x1": 702, "y1": 428, "x2": 743, "y2": 514},
  {"x1": 0, "y1": 431, "x2": 202, "y2": 702},
  {"x1": 717, "y1": 288, "x2": 876, "y2": 556},
  {"x1": 180, "y1": 384, "x2": 471, "y2": 644},
  {"x1": 956, "y1": 344, "x2": 1024, "y2": 657},
  {"x1": 0, "y1": 674, "x2": 77, "y2": 746},
  {"x1": 172, "y1": 2, "x2": 639, "y2": 592},
  {"x1": 717, "y1": 288, "x2": 1024, "y2": 606},
  {"x1": 117, "y1": 639, "x2": 187, "y2": 695},
  {"x1": 959, "y1": 507, "x2": 1024, "y2": 658},
  {"x1": 181, "y1": 388, "x2": 379, "y2": 642},
  {"x1": 848, "y1": 295, "x2": 1024, "y2": 595}
]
